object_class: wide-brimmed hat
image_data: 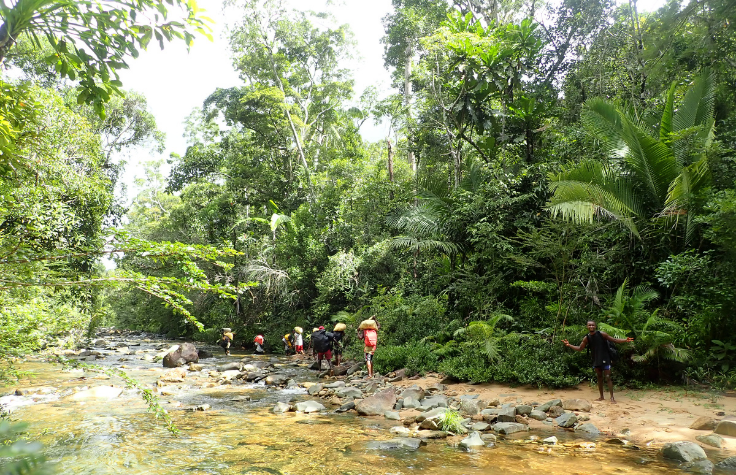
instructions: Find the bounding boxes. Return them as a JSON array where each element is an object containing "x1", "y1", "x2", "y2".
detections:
[
  {"x1": 333, "y1": 323, "x2": 346, "y2": 332},
  {"x1": 294, "y1": 326, "x2": 303, "y2": 334}
]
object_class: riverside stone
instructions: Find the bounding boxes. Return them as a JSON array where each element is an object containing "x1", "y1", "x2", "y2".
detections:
[
  {"x1": 497, "y1": 406, "x2": 516, "y2": 423},
  {"x1": 471, "y1": 422, "x2": 490, "y2": 431},
  {"x1": 681, "y1": 460, "x2": 714, "y2": 474},
  {"x1": 548, "y1": 406, "x2": 565, "y2": 417},
  {"x1": 537, "y1": 399, "x2": 562, "y2": 412},
  {"x1": 69, "y1": 386, "x2": 123, "y2": 401},
  {"x1": 562, "y1": 398, "x2": 592, "y2": 412},
  {"x1": 695, "y1": 434, "x2": 723, "y2": 448},
  {"x1": 556, "y1": 413, "x2": 577, "y2": 428},
  {"x1": 307, "y1": 383, "x2": 323, "y2": 395},
  {"x1": 402, "y1": 396, "x2": 421, "y2": 409},
  {"x1": 417, "y1": 430, "x2": 448, "y2": 439},
  {"x1": 399, "y1": 386, "x2": 425, "y2": 401},
  {"x1": 295, "y1": 401, "x2": 325, "y2": 413},
  {"x1": 336, "y1": 387, "x2": 363, "y2": 399},
  {"x1": 715, "y1": 456, "x2": 736, "y2": 470},
  {"x1": 575, "y1": 423, "x2": 601, "y2": 435},
  {"x1": 690, "y1": 416, "x2": 717, "y2": 431},
  {"x1": 366, "y1": 438, "x2": 424, "y2": 451},
  {"x1": 459, "y1": 431, "x2": 485, "y2": 449},
  {"x1": 543, "y1": 436, "x2": 558, "y2": 445},
  {"x1": 336, "y1": 401, "x2": 355, "y2": 413},
  {"x1": 661, "y1": 441, "x2": 707, "y2": 463},
  {"x1": 356, "y1": 389, "x2": 397, "y2": 416},
  {"x1": 384, "y1": 411, "x2": 401, "y2": 421},
  {"x1": 494, "y1": 422, "x2": 528, "y2": 435},
  {"x1": 163, "y1": 343, "x2": 198, "y2": 368},
  {"x1": 714, "y1": 420, "x2": 736, "y2": 437},
  {"x1": 529, "y1": 410, "x2": 547, "y2": 421},
  {"x1": 515, "y1": 404, "x2": 533, "y2": 416},
  {"x1": 415, "y1": 407, "x2": 447, "y2": 423}
]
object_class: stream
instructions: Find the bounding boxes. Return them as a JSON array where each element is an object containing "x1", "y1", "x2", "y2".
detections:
[{"x1": 0, "y1": 330, "x2": 716, "y2": 474}]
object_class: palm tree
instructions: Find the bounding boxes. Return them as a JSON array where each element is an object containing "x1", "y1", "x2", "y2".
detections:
[{"x1": 547, "y1": 70, "x2": 715, "y2": 242}]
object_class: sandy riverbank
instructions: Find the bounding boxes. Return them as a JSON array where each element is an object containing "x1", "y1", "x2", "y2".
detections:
[{"x1": 391, "y1": 373, "x2": 736, "y2": 450}]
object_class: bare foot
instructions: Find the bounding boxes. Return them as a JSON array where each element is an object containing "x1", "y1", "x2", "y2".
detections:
[
  {"x1": 610, "y1": 398, "x2": 617, "y2": 404},
  {"x1": 595, "y1": 397, "x2": 605, "y2": 401}
]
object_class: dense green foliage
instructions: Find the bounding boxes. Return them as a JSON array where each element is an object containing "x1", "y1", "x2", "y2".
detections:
[{"x1": 3, "y1": 0, "x2": 736, "y2": 393}]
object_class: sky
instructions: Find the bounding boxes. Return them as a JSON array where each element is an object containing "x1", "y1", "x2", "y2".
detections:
[{"x1": 116, "y1": 0, "x2": 667, "y2": 203}]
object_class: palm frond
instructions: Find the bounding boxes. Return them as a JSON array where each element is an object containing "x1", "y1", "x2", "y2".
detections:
[
  {"x1": 596, "y1": 322, "x2": 628, "y2": 339},
  {"x1": 659, "y1": 82, "x2": 677, "y2": 142},
  {"x1": 388, "y1": 236, "x2": 462, "y2": 255},
  {"x1": 673, "y1": 69, "x2": 715, "y2": 133}
]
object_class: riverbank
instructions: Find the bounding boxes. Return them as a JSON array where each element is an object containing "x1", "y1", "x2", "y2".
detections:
[{"x1": 393, "y1": 373, "x2": 736, "y2": 450}]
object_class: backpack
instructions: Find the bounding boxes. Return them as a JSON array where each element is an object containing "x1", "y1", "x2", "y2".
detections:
[
  {"x1": 363, "y1": 329, "x2": 377, "y2": 347},
  {"x1": 312, "y1": 330, "x2": 333, "y2": 353},
  {"x1": 586, "y1": 331, "x2": 618, "y2": 362}
]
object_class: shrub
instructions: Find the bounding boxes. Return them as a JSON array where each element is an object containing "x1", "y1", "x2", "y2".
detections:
[{"x1": 372, "y1": 342, "x2": 440, "y2": 375}]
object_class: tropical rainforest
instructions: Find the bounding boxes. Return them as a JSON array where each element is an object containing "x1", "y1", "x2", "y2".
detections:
[{"x1": 2, "y1": 0, "x2": 736, "y2": 391}]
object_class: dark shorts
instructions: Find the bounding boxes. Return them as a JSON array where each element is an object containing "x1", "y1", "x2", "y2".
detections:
[
  {"x1": 594, "y1": 364, "x2": 611, "y2": 371},
  {"x1": 364, "y1": 352, "x2": 373, "y2": 363},
  {"x1": 317, "y1": 350, "x2": 332, "y2": 360}
]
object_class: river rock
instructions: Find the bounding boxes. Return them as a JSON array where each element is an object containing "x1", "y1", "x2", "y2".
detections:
[
  {"x1": 388, "y1": 426, "x2": 410, "y2": 436},
  {"x1": 415, "y1": 407, "x2": 447, "y2": 423},
  {"x1": 93, "y1": 339, "x2": 107, "y2": 346},
  {"x1": 459, "y1": 431, "x2": 485, "y2": 449},
  {"x1": 273, "y1": 402, "x2": 292, "y2": 413},
  {"x1": 515, "y1": 404, "x2": 533, "y2": 416},
  {"x1": 714, "y1": 420, "x2": 736, "y2": 437},
  {"x1": 307, "y1": 383, "x2": 323, "y2": 395},
  {"x1": 265, "y1": 374, "x2": 290, "y2": 386},
  {"x1": 197, "y1": 349, "x2": 213, "y2": 359},
  {"x1": 384, "y1": 411, "x2": 401, "y2": 421},
  {"x1": 219, "y1": 370, "x2": 241, "y2": 381},
  {"x1": 497, "y1": 406, "x2": 516, "y2": 422},
  {"x1": 548, "y1": 406, "x2": 565, "y2": 417},
  {"x1": 324, "y1": 381, "x2": 345, "y2": 389},
  {"x1": 188, "y1": 363, "x2": 203, "y2": 372},
  {"x1": 690, "y1": 416, "x2": 718, "y2": 431},
  {"x1": 537, "y1": 399, "x2": 562, "y2": 412},
  {"x1": 356, "y1": 389, "x2": 397, "y2": 416},
  {"x1": 681, "y1": 460, "x2": 714, "y2": 474},
  {"x1": 346, "y1": 363, "x2": 364, "y2": 375},
  {"x1": 69, "y1": 386, "x2": 123, "y2": 401},
  {"x1": 529, "y1": 410, "x2": 547, "y2": 421},
  {"x1": 160, "y1": 368, "x2": 188, "y2": 382},
  {"x1": 336, "y1": 401, "x2": 355, "y2": 413},
  {"x1": 336, "y1": 387, "x2": 363, "y2": 399},
  {"x1": 494, "y1": 422, "x2": 528, "y2": 435},
  {"x1": 556, "y1": 413, "x2": 577, "y2": 428},
  {"x1": 417, "y1": 430, "x2": 449, "y2": 439},
  {"x1": 295, "y1": 400, "x2": 325, "y2": 413},
  {"x1": 715, "y1": 456, "x2": 736, "y2": 470},
  {"x1": 399, "y1": 386, "x2": 425, "y2": 401},
  {"x1": 420, "y1": 419, "x2": 439, "y2": 430},
  {"x1": 459, "y1": 398, "x2": 485, "y2": 416},
  {"x1": 543, "y1": 436, "x2": 558, "y2": 445},
  {"x1": 366, "y1": 438, "x2": 424, "y2": 451},
  {"x1": 661, "y1": 441, "x2": 707, "y2": 462},
  {"x1": 695, "y1": 434, "x2": 723, "y2": 448},
  {"x1": 163, "y1": 343, "x2": 198, "y2": 368},
  {"x1": 217, "y1": 362, "x2": 241, "y2": 372},
  {"x1": 575, "y1": 423, "x2": 601, "y2": 435},
  {"x1": 15, "y1": 386, "x2": 57, "y2": 396},
  {"x1": 471, "y1": 422, "x2": 490, "y2": 431},
  {"x1": 402, "y1": 396, "x2": 421, "y2": 409},
  {"x1": 563, "y1": 398, "x2": 592, "y2": 412},
  {"x1": 419, "y1": 395, "x2": 448, "y2": 411}
]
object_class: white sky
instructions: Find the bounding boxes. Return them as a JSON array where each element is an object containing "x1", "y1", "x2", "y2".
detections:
[{"x1": 116, "y1": 0, "x2": 666, "y2": 203}]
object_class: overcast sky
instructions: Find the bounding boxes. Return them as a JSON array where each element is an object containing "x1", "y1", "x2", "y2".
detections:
[{"x1": 115, "y1": 0, "x2": 666, "y2": 203}]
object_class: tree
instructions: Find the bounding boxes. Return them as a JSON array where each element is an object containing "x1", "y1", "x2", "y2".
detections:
[{"x1": 548, "y1": 70, "x2": 716, "y2": 242}]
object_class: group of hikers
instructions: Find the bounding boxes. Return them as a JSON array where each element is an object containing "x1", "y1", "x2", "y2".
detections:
[
  {"x1": 218, "y1": 315, "x2": 381, "y2": 378},
  {"x1": 219, "y1": 318, "x2": 633, "y2": 399}
]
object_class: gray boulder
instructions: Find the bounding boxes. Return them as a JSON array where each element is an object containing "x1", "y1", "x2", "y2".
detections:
[
  {"x1": 537, "y1": 399, "x2": 562, "y2": 412},
  {"x1": 575, "y1": 423, "x2": 601, "y2": 435},
  {"x1": 459, "y1": 431, "x2": 485, "y2": 449},
  {"x1": 295, "y1": 400, "x2": 325, "y2": 413},
  {"x1": 346, "y1": 363, "x2": 364, "y2": 375},
  {"x1": 493, "y1": 422, "x2": 528, "y2": 435},
  {"x1": 555, "y1": 413, "x2": 577, "y2": 428},
  {"x1": 660, "y1": 441, "x2": 707, "y2": 463},
  {"x1": 324, "y1": 381, "x2": 345, "y2": 389},
  {"x1": 307, "y1": 383, "x2": 323, "y2": 395},
  {"x1": 529, "y1": 410, "x2": 547, "y2": 421},
  {"x1": 471, "y1": 422, "x2": 490, "y2": 431},
  {"x1": 715, "y1": 456, "x2": 736, "y2": 471},
  {"x1": 335, "y1": 401, "x2": 355, "y2": 413},
  {"x1": 415, "y1": 407, "x2": 447, "y2": 423},
  {"x1": 497, "y1": 406, "x2": 516, "y2": 423},
  {"x1": 515, "y1": 404, "x2": 533, "y2": 416},
  {"x1": 356, "y1": 388, "x2": 397, "y2": 416},
  {"x1": 562, "y1": 398, "x2": 592, "y2": 412},
  {"x1": 163, "y1": 342, "x2": 198, "y2": 368},
  {"x1": 416, "y1": 430, "x2": 449, "y2": 439},
  {"x1": 714, "y1": 420, "x2": 736, "y2": 437},
  {"x1": 336, "y1": 387, "x2": 363, "y2": 399},
  {"x1": 418, "y1": 395, "x2": 448, "y2": 411},
  {"x1": 459, "y1": 398, "x2": 485, "y2": 416},
  {"x1": 402, "y1": 396, "x2": 421, "y2": 409},
  {"x1": 265, "y1": 374, "x2": 290, "y2": 386},
  {"x1": 548, "y1": 405, "x2": 565, "y2": 417},
  {"x1": 384, "y1": 411, "x2": 401, "y2": 421},
  {"x1": 695, "y1": 434, "x2": 723, "y2": 448},
  {"x1": 681, "y1": 460, "x2": 714, "y2": 474},
  {"x1": 217, "y1": 362, "x2": 241, "y2": 372},
  {"x1": 366, "y1": 438, "x2": 424, "y2": 451},
  {"x1": 399, "y1": 385, "x2": 425, "y2": 401}
]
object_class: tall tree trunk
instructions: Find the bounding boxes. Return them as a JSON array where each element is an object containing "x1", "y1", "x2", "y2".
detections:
[
  {"x1": 404, "y1": 45, "x2": 415, "y2": 174},
  {"x1": 386, "y1": 138, "x2": 395, "y2": 200}
]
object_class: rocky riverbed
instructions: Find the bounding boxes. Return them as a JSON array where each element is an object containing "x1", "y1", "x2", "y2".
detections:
[{"x1": 2, "y1": 329, "x2": 735, "y2": 474}]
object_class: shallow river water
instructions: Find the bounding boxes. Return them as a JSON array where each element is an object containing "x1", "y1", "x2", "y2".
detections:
[{"x1": 1, "y1": 333, "x2": 707, "y2": 475}]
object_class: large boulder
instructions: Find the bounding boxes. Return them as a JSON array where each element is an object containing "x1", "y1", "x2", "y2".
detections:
[
  {"x1": 660, "y1": 441, "x2": 707, "y2": 463},
  {"x1": 695, "y1": 434, "x2": 723, "y2": 448},
  {"x1": 402, "y1": 396, "x2": 421, "y2": 409},
  {"x1": 459, "y1": 398, "x2": 485, "y2": 416},
  {"x1": 497, "y1": 406, "x2": 516, "y2": 423},
  {"x1": 556, "y1": 413, "x2": 577, "y2": 428},
  {"x1": 575, "y1": 423, "x2": 601, "y2": 436},
  {"x1": 715, "y1": 456, "x2": 736, "y2": 470},
  {"x1": 399, "y1": 385, "x2": 426, "y2": 401},
  {"x1": 515, "y1": 404, "x2": 533, "y2": 416},
  {"x1": 562, "y1": 398, "x2": 592, "y2": 412},
  {"x1": 714, "y1": 420, "x2": 736, "y2": 437},
  {"x1": 69, "y1": 386, "x2": 123, "y2": 401},
  {"x1": 163, "y1": 343, "x2": 198, "y2": 368},
  {"x1": 529, "y1": 410, "x2": 547, "y2": 421},
  {"x1": 307, "y1": 383, "x2": 323, "y2": 395},
  {"x1": 295, "y1": 400, "x2": 325, "y2": 413},
  {"x1": 356, "y1": 389, "x2": 397, "y2": 416},
  {"x1": 366, "y1": 438, "x2": 424, "y2": 451},
  {"x1": 493, "y1": 422, "x2": 528, "y2": 435},
  {"x1": 690, "y1": 416, "x2": 717, "y2": 431},
  {"x1": 459, "y1": 431, "x2": 485, "y2": 449}
]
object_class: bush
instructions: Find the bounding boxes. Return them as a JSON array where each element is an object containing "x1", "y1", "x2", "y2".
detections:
[{"x1": 372, "y1": 342, "x2": 440, "y2": 375}]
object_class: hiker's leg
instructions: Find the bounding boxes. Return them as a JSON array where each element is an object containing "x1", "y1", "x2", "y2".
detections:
[
  {"x1": 595, "y1": 368, "x2": 604, "y2": 400},
  {"x1": 605, "y1": 369, "x2": 616, "y2": 402}
]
